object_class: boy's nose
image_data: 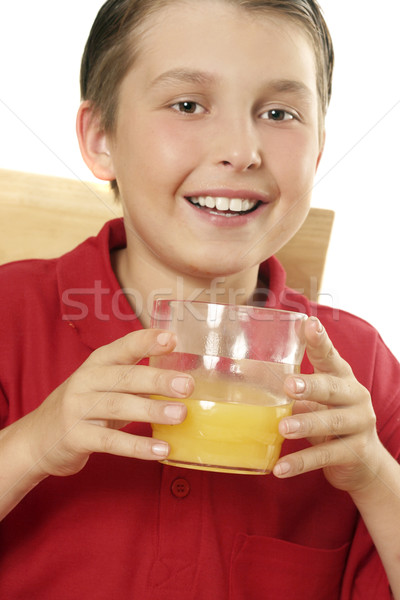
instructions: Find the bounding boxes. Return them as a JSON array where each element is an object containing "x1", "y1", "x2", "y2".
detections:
[{"x1": 213, "y1": 118, "x2": 262, "y2": 172}]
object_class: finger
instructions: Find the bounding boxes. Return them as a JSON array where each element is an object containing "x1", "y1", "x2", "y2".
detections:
[
  {"x1": 82, "y1": 392, "x2": 187, "y2": 425},
  {"x1": 284, "y1": 372, "x2": 355, "y2": 406},
  {"x1": 273, "y1": 437, "x2": 356, "y2": 478},
  {"x1": 291, "y1": 399, "x2": 324, "y2": 416},
  {"x1": 304, "y1": 317, "x2": 352, "y2": 377},
  {"x1": 284, "y1": 370, "x2": 372, "y2": 410},
  {"x1": 84, "y1": 364, "x2": 194, "y2": 398},
  {"x1": 279, "y1": 406, "x2": 366, "y2": 440},
  {"x1": 89, "y1": 329, "x2": 178, "y2": 367},
  {"x1": 78, "y1": 423, "x2": 171, "y2": 461}
]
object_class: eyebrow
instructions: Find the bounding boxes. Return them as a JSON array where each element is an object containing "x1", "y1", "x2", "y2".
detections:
[
  {"x1": 149, "y1": 69, "x2": 218, "y2": 89},
  {"x1": 266, "y1": 78, "x2": 314, "y2": 101},
  {"x1": 149, "y1": 69, "x2": 314, "y2": 101}
]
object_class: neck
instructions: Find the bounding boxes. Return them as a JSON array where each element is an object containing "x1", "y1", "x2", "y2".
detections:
[{"x1": 111, "y1": 246, "x2": 264, "y2": 329}]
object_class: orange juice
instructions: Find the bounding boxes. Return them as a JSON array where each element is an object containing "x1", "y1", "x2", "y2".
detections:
[{"x1": 151, "y1": 376, "x2": 293, "y2": 475}]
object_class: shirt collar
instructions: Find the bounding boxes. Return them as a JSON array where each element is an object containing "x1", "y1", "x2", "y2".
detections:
[
  {"x1": 57, "y1": 219, "x2": 310, "y2": 351},
  {"x1": 57, "y1": 218, "x2": 138, "y2": 350}
]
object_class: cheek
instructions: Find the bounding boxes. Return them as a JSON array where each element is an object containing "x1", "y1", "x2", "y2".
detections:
[
  {"x1": 112, "y1": 115, "x2": 200, "y2": 191},
  {"x1": 137, "y1": 118, "x2": 203, "y2": 175},
  {"x1": 267, "y1": 132, "x2": 319, "y2": 195}
]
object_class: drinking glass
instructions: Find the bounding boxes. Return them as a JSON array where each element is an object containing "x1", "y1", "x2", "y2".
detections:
[{"x1": 150, "y1": 300, "x2": 307, "y2": 475}]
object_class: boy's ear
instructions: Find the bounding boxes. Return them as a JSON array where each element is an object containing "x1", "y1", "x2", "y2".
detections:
[
  {"x1": 76, "y1": 101, "x2": 116, "y2": 181},
  {"x1": 315, "y1": 130, "x2": 326, "y2": 172}
]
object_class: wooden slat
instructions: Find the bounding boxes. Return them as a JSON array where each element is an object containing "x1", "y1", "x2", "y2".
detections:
[
  {"x1": 0, "y1": 169, "x2": 122, "y2": 263},
  {"x1": 276, "y1": 208, "x2": 335, "y2": 300},
  {"x1": 0, "y1": 169, "x2": 334, "y2": 300}
]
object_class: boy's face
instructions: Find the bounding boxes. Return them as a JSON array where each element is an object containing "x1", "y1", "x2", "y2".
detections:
[{"x1": 106, "y1": 1, "x2": 323, "y2": 280}]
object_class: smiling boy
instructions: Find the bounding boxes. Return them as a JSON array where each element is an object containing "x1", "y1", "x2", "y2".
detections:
[
  {"x1": 81, "y1": 2, "x2": 323, "y2": 305},
  {"x1": 0, "y1": 1, "x2": 399, "y2": 598}
]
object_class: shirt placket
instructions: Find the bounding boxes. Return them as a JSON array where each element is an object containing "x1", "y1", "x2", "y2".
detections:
[{"x1": 150, "y1": 466, "x2": 204, "y2": 597}]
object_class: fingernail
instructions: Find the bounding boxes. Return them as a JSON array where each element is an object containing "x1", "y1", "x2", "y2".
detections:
[
  {"x1": 164, "y1": 403, "x2": 185, "y2": 421},
  {"x1": 274, "y1": 461, "x2": 291, "y2": 477},
  {"x1": 152, "y1": 442, "x2": 169, "y2": 457},
  {"x1": 287, "y1": 377, "x2": 306, "y2": 395},
  {"x1": 157, "y1": 332, "x2": 172, "y2": 346},
  {"x1": 171, "y1": 377, "x2": 191, "y2": 395},
  {"x1": 282, "y1": 418, "x2": 300, "y2": 434},
  {"x1": 310, "y1": 316, "x2": 324, "y2": 334}
]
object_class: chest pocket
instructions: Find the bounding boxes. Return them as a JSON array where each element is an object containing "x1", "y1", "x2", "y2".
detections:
[{"x1": 229, "y1": 534, "x2": 350, "y2": 600}]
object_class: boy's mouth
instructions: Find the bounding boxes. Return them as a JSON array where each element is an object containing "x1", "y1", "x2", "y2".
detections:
[{"x1": 186, "y1": 196, "x2": 262, "y2": 217}]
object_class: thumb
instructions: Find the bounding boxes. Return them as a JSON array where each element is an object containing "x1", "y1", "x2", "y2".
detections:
[{"x1": 304, "y1": 317, "x2": 349, "y2": 376}]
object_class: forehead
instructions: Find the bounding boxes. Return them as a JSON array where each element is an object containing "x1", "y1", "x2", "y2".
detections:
[{"x1": 127, "y1": 0, "x2": 318, "y2": 94}]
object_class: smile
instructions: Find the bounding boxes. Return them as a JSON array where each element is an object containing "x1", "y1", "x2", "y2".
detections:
[{"x1": 186, "y1": 196, "x2": 261, "y2": 216}]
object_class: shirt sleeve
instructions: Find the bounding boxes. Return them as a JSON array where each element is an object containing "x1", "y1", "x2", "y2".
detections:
[
  {"x1": 371, "y1": 336, "x2": 400, "y2": 460},
  {"x1": 340, "y1": 334, "x2": 399, "y2": 600}
]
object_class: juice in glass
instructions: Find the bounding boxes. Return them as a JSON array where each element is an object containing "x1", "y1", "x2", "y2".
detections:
[{"x1": 151, "y1": 354, "x2": 297, "y2": 474}]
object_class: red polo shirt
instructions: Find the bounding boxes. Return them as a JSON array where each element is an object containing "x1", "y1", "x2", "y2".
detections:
[{"x1": 0, "y1": 219, "x2": 399, "y2": 599}]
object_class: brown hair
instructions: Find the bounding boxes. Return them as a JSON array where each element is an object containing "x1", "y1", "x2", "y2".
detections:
[{"x1": 80, "y1": 0, "x2": 334, "y2": 193}]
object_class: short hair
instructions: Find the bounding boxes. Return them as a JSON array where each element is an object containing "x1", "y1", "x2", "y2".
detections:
[{"x1": 80, "y1": 0, "x2": 334, "y2": 194}]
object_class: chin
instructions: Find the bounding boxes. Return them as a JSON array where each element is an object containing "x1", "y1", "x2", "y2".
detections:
[{"x1": 178, "y1": 256, "x2": 257, "y2": 281}]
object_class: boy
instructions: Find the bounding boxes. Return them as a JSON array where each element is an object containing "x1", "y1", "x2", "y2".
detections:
[{"x1": 0, "y1": 1, "x2": 399, "y2": 598}]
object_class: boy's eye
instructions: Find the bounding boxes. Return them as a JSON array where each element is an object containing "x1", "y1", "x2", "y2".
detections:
[
  {"x1": 171, "y1": 101, "x2": 205, "y2": 114},
  {"x1": 261, "y1": 109, "x2": 295, "y2": 121}
]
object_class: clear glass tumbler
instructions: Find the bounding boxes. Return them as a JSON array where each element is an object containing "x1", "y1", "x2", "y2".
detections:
[{"x1": 150, "y1": 300, "x2": 307, "y2": 475}]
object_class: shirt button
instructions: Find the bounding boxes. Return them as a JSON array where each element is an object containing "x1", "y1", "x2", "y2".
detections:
[{"x1": 171, "y1": 478, "x2": 190, "y2": 498}]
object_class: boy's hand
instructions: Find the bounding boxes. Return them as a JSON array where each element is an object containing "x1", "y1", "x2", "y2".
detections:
[
  {"x1": 26, "y1": 330, "x2": 193, "y2": 478},
  {"x1": 273, "y1": 317, "x2": 386, "y2": 494}
]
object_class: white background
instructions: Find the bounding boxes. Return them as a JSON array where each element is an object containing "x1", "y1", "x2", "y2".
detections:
[{"x1": 0, "y1": 1, "x2": 399, "y2": 359}]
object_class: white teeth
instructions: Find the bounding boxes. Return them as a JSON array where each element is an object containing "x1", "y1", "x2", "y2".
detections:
[
  {"x1": 229, "y1": 198, "x2": 243, "y2": 212},
  {"x1": 215, "y1": 197, "x2": 230, "y2": 211},
  {"x1": 205, "y1": 196, "x2": 216, "y2": 208},
  {"x1": 189, "y1": 196, "x2": 258, "y2": 213}
]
